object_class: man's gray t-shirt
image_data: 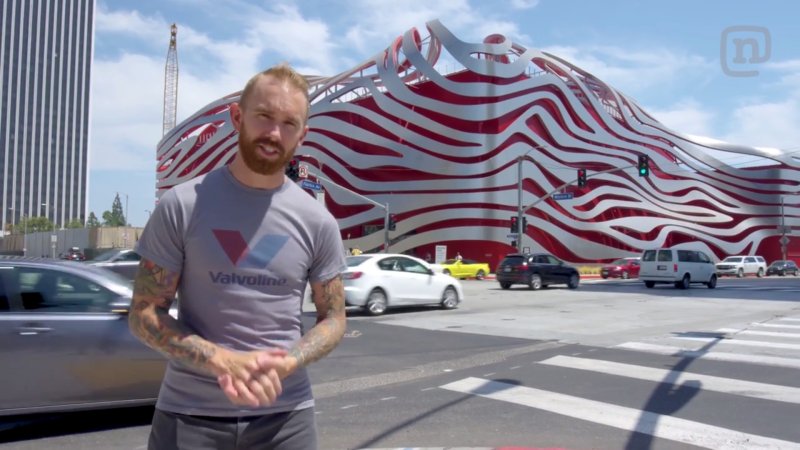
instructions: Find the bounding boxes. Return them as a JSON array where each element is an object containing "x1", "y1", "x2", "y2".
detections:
[{"x1": 136, "y1": 166, "x2": 346, "y2": 417}]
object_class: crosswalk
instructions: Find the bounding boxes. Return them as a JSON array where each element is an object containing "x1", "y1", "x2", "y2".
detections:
[{"x1": 438, "y1": 315, "x2": 800, "y2": 449}]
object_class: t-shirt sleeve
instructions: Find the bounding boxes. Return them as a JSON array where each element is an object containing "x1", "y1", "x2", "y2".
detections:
[
  {"x1": 135, "y1": 189, "x2": 185, "y2": 273},
  {"x1": 309, "y1": 212, "x2": 347, "y2": 283}
]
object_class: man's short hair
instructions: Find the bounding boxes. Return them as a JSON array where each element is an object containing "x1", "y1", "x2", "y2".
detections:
[{"x1": 238, "y1": 63, "x2": 310, "y2": 121}]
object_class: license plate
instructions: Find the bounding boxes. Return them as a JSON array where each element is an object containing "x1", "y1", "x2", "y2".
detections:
[
  {"x1": 657, "y1": 265, "x2": 666, "y2": 270},
  {"x1": 504, "y1": 267, "x2": 511, "y2": 272}
]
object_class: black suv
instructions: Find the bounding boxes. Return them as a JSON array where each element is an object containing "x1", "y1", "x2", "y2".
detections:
[
  {"x1": 766, "y1": 260, "x2": 799, "y2": 276},
  {"x1": 496, "y1": 253, "x2": 580, "y2": 290}
]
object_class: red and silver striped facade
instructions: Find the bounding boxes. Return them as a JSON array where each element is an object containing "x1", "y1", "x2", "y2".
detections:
[{"x1": 156, "y1": 20, "x2": 800, "y2": 267}]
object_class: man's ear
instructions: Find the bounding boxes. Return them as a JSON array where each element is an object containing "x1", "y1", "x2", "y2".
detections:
[{"x1": 230, "y1": 102, "x2": 242, "y2": 132}]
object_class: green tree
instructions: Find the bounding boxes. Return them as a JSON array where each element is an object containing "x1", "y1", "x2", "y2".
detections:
[
  {"x1": 102, "y1": 194, "x2": 127, "y2": 227},
  {"x1": 86, "y1": 212, "x2": 100, "y2": 228},
  {"x1": 66, "y1": 218, "x2": 84, "y2": 228},
  {"x1": 18, "y1": 216, "x2": 55, "y2": 233}
]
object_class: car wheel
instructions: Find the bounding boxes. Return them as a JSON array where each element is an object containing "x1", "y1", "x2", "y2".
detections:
[
  {"x1": 644, "y1": 281, "x2": 655, "y2": 288},
  {"x1": 567, "y1": 273, "x2": 580, "y2": 289},
  {"x1": 737, "y1": 268, "x2": 744, "y2": 278},
  {"x1": 621, "y1": 271, "x2": 629, "y2": 280},
  {"x1": 475, "y1": 269, "x2": 486, "y2": 280},
  {"x1": 601, "y1": 274, "x2": 608, "y2": 279},
  {"x1": 675, "y1": 274, "x2": 690, "y2": 289},
  {"x1": 757, "y1": 268, "x2": 764, "y2": 278},
  {"x1": 500, "y1": 282, "x2": 511, "y2": 289},
  {"x1": 528, "y1": 274, "x2": 542, "y2": 290},
  {"x1": 441, "y1": 286, "x2": 459, "y2": 309},
  {"x1": 365, "y1": 288, "x2": 388, "y2": 316},
  {"x1": 443, "y1": 269, "x2": 451, "y2": 276},
  {"x1": 707, "y1": 274, "x2": 717, "y2": 289}
]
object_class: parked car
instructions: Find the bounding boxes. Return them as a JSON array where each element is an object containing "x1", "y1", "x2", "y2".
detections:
[
  {"x1": 86, "y1": 248, "x2": 141, "y2": 280},
  {"x1": 437, "y1": 258, "x2": 491, "y2": 280},
  {"x1": 600, "y1": 257, "x2": 641, "y2": 279},
  {"x1": 766, "y1": 260, "x2": 799, "y2": 276},
  {"x1": 495, "y1": 253, "x2": 580, "y2": 290},
  {"x1": 343, "y1": 253, "x2": 463, "y2": 315},
  {"x1": 60, "y1": 246, "x2": 86, "y2": 261},
  {"x1": 715, "y1": 255, "x2": 767, "y2": 278},
  {"x1": 0, "y1": 256, "x2": 166, "y2": 415},
  {"x1": 639, "y1": 248, "x2": 717, "y2": 289}
]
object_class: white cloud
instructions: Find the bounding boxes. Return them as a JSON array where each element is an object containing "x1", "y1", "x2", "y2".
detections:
[
  {"x1": 724, "y1": 99, "x2": 800, "y2": 150},
  {"x1": 95, "y1": 6, "x2": 166, "y2": 45},
  {"x1": 542, "y1": 45, "x2": 713, "y2": 97},
  {"x1": 646, "y1": 99, "x2": 715, "y2": 137},
  {"x1": 510, "y1": 0, "x2": 540, "y2": 9}
]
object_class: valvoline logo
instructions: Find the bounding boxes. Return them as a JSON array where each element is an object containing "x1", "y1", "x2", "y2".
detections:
[{"x1": 211, "y1": 229, "x2": 289, "y2": 269}]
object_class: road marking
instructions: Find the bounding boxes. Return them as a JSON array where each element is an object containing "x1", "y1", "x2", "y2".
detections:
[
  {"x1": 539, "y1": 355, "x2": 800, "y2": 404},
  {"x1": 676, "y1": 336, "x2": 800, "y2": 350},
  {"x1": 613, "y1": 342, "x2": 800, "y2": 370},
  {"x1": 752, "y1": 323, "x2": 800, "y2": 330},
  {"x1": 440, "y1": 377, "x2": 800, "y2": 449},
  {"x1": 717, "y1": 328, "x2": 800, "y2": 339}
]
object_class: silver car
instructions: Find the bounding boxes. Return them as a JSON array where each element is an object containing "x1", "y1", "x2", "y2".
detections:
[
  {"x1": 86, "y1": 248, "x2": 142, "y2": 280},
  {"x1": 0, "y1": 256, "x2": 165, "y2": 416}
]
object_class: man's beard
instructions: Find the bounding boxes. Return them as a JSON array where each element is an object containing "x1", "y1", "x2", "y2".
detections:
[{"x1": 238, "y1": 126, "x2": 295, "y2": 176}]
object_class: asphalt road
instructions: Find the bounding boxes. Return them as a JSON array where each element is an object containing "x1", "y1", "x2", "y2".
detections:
[{"x1": 2, "y1": 276, "x2": 799, "y2": 449}]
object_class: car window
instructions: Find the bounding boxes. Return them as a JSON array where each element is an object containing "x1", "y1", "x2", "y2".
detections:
[
  {"x1": 642, "y1": 250, "x2": 656, "y2": 262},
  {"x1": 501, "y1": 256, "x2": 526, "y2": 265},
  {"x1": 346, "y1": 256, "x2": 371, "y2": 267},
  {"x1": 723, "y1": 257, "x2": 742, "y2": 263},
  {"x1": 398, "y1": 258, "x2": 430, "y2": 274},
  {"x1": 756, "y1": 257, "x2": 765, "y2": 263},
  {"x1": 657, "y1": 250, "x2": 673, "y2": 262},
  {"x1": 545, "y1": 255, "x2": 560, "y2": 264},
  {"x1": 744, "y1": 257, "x2": 756, "y2": 263},
  {"x1": 696, "y1": 252, "x2": 711, "y2": 263},
  {"x1": 377, "y1": 257, "x2": 402, "y2": 271},
  {"x1": 612, "y1": 259, "x2": 627, "y2": 265},
  {"x1": 13, "y1": 267, "x2": 117, "y2": 312},
  {"x1": 0, "y1": 272, "x2": 9, "y2": 311},
  {"x1": 463, "y1": 259, "x2": 477, "y2": 264},
  {"x1": 122, "y1": 252, "x2": 141, "y2": 262},
  {"x1": 443, "y1": 259, "x2": 457, "y2": 265}
]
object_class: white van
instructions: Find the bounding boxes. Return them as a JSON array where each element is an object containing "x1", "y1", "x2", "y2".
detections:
[{"x1": 639, "y1": 248, "x2": 717, "y2": 289}]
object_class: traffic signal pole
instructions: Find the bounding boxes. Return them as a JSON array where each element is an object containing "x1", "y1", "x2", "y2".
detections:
[
  {"x1": 516, "y1": 155, "x2": 524, "y2": 253},
  {"x1": 307, "y1": 170, "x2": 392, "y2": 253}
]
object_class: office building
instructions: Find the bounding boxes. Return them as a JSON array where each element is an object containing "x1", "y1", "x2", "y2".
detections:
[{"x1": 1, "y1": 0, "x2": 94, "y2": 231}]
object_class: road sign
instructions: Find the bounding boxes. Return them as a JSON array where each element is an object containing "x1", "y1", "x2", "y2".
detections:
[
  {"x1": 300, "y1": 179, "x2": 323, "y2": 191},
  {"x1": 506, "y1": 233, "x2": 519, "y2": 239},
  {"x1": 552, "y1": 192, "x2": 574, "y2": 200},
  {"x1": 299, "y1": 164, "x2": 308, "y2": 179}
]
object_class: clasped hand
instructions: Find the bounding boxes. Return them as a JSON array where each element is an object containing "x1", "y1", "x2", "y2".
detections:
[{"x1": 215, "y1": 348, "x2": 289, "y2": 407}]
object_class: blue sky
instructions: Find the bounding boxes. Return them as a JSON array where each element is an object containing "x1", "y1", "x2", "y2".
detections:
[{"x1": 90, "y1": 0, "x2": 800, "y2": 227}]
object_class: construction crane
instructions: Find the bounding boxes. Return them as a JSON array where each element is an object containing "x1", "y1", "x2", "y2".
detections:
[{"x1": 162, "y1": 23, "x2": 178, "y2": 136}]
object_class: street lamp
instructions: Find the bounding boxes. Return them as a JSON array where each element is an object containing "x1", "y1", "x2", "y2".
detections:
[{"x1": 516, "y1": 145, "x2": 542, "y2": 253}]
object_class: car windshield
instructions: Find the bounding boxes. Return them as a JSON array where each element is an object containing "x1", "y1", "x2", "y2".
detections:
[
  {"x1": 722, "y1": 257, "x2": 743, "y2": 263},
  {"x1": 501, "y1": 256, "x2": 526, "y2": 265},
  {"x1": 346, "y1": 256, "x2": 371, "y2": 267},
  {"x1": 769, "y1": 261, "x2": 787, "y2": 266},
  {"x1": 611, "y1": 259, "x2": 628, "y2": 265}
]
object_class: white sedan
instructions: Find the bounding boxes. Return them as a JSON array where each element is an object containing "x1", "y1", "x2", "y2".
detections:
[{"x1": 343, "y1": 253, "x2": 464, "y2": 315}]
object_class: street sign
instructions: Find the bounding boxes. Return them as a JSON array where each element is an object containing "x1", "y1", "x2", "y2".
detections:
[
  {"x1": 552, "y1": 192, "x2": 574, "y2": 200},
  {"x1": 300, "y1": 179, "x2": 323, "y2": 191},
  {"x1": 299, "y1": 164, "x2": 308, "y2": 179},
  {"x1": 506, "y1": 233, "x2": 519, "y2": 239}
]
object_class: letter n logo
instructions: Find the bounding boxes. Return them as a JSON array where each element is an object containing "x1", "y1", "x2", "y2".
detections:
[{"x1": 212, "y1": 230, "x2": 289, "y2": 269}]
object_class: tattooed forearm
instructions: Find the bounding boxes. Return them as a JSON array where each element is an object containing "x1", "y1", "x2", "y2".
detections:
[
  {"x1": 129, "y1": 258, "x2": 219, "y2": 373},
  {"x1": 290, "y1": 275, "x2": 346, "y2": 368}
]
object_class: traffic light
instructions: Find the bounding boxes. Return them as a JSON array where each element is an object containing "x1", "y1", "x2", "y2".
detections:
[
  {"x1": 577, "y1": 169, "x2": 587, "y2": 187},
  {"x1": 522, "y1": 217, "x2": 528, "y2": 229},
  {"x1": 637, "y1": 154, "x2": 650, "y2": 177},
  {"x1": 285, "y1": 158, "x2": 300, "y2": 181},
  {"x1": 388, "y1": 214, "x2": 397, "y2": 231},
  {"x1": 510, "y1": 216, "x2": 519, "y2": 233}
]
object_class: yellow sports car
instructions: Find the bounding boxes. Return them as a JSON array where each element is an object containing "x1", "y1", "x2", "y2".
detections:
[{"x1": 439, "y1": 258, "x2": 491, "y2": 280}]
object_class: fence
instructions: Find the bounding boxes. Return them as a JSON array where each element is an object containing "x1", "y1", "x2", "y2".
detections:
[{"x1": 0, "y1": 227, "x2": 144, "y2": 258}]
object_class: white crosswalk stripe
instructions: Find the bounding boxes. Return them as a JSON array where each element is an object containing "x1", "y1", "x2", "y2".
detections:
[
  {"x1": 438, "y1": 315, "x2": 800, "y2": 449},
  {"x1": 440, "y1": 377, "x2": 800, "y2": 449}
]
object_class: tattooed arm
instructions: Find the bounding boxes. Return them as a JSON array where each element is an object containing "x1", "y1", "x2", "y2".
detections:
[
  {"x1": 281, "y1": 274, "x2": 347, "y2": 377},
  {"x1": 129, "y1": 257, "x2": 285, "y2": 406}
]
